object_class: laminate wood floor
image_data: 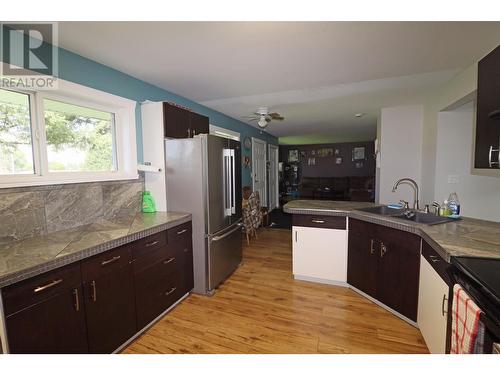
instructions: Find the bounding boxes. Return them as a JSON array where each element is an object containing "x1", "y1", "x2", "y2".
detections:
[{"x1": 123, "y1": 228, "x2": 429, "y2": 354}]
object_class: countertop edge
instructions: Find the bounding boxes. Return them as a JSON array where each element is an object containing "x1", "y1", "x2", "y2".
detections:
[
  {"x1": 283, "y1": 206, "x2": 349, "y2": 216},
  {"x1": 0, "y1": 214, "x2": 192, "y2": 289},
  {"x1": 286, "y1": 206, "x2": 455, "y2": 262}
]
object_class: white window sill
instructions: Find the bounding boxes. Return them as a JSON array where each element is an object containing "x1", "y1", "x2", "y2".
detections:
[{"x1": 0, "y1": 172, "x2": 139, "y2": 189}]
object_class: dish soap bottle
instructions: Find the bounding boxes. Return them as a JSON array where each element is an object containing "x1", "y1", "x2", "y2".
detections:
[
  {"x1": 142, "y1": 191, "x2": 156, "y2": 213},
  {"x1": 448, "y1": 192, "x2": 460, "y2": 218}
]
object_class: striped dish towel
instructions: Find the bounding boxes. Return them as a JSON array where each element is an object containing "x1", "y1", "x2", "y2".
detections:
[{"x1": 450, "y1": 284, "x2": 483, "y2": 354}]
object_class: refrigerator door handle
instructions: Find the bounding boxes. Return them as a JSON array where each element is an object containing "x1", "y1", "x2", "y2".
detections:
[
  {"x1": 230, "y1": 149, "x2": 236, "y2": 215},
  {"x1": 211, "y1": 223, "x2": 242, "y2": 242},
  {"x1": 223, "y1": 149, "x2": 232, "y2": 216}
]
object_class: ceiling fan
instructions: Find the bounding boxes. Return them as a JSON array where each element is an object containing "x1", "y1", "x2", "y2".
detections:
[{"x1": 242, "y1": 107, "x2": 284, "y2": 129}]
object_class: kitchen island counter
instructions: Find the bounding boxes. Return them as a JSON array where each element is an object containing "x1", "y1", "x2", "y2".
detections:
[{"x1": 284, "y1": 200, "x2": 500, "y2": 261}]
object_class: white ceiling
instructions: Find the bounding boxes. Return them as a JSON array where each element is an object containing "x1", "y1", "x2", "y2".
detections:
[{"x1": 57, "y1": 22, "x2": 500, "y2": 143}]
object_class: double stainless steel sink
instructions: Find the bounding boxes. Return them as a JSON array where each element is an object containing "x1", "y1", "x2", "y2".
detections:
[{"x1": 357, "y1": 206, "x2": 458, "y2": 225}]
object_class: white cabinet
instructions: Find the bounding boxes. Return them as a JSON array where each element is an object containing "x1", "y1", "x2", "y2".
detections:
[
  {"x1": 417, "y1": 255, "x2": 449, "y2": 353},
  {"x1": 292, "y1": 225, "x2": 347, "y2": 285}
]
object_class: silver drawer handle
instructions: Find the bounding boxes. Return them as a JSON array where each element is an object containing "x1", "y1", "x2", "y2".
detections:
[
  {"x1": 165, "y1": 287, "x2": 176, "y2": 296},
  {"x1": 34, "y1": 279, "x2": 63, "y2": 293},
  {"x1": 145, "y1": 240, "x2": 159, "y2": 247},
  {"x1": 442, "y1": 294, "x2": 448, "y2": 316},
  {"x1": 311, "y1": 219, "x2": 325, "y2": 224},
  {"x1": 429, "y1": 255, "x2": 440, "y2": 263},
  {"x1": 489, "y1": 145, "x2": 500, "y2": 168},
  {"x1": 101, "y1": 255, "x2": 121, "y2": 266},
  {"x1": 176, "y1": 229, "x2": 188, "y2": 235},
  {"x1": 163, "y1": 257, "x2": 175, "y2": 265}
]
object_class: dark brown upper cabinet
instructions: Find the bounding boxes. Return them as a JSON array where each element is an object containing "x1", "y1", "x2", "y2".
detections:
[
  {"x1": 163, "y1": 102, "x2": 209, "y2": 139},
  {"x1": 347, "y1": 219, "x2": 421, "y2": 321},
  {"x1": 189, "y1": 111, "x2": 209, "y2": 137},
  {"x1": 475, "y1": 44, "x2": 500, "y2": 169}
]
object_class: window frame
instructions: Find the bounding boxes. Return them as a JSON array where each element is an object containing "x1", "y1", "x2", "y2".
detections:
[{"x1": 0, "y1": 79, "x2": 138, "y2": 188}]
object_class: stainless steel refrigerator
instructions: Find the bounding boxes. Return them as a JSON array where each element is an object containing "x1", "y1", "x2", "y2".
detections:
[{"x1": 164, "y1": 134, "x2": 242, "y2": 295}]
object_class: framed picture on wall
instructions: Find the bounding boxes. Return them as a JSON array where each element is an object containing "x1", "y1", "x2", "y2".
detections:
[
  {"x1": 288, "y1": 149, "x2": 299, "y2": 162},
  {"x1": 335, "y1": 157, "x2": 343, "y2": 165},
  {"x1": 352, "y1": 146, "x2": 365, "y2": 161}
]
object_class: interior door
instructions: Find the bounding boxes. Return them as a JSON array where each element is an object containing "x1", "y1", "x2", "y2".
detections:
[
  {"x1": 268, "y1": 144, "x2": 279, "y2": 210},
  {"x1": 252, "y1": 138, "x2": 267, "y2": 206},
  {"x1": 207, "y1": 135, "x2": 231, "y2": 234}
]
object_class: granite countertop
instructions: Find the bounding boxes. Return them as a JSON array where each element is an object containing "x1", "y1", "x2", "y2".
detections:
[
  {"x1": 283, "y1": 199, "x2": 377, "y2": 215},
  {"x1": 0, "y1": 211, "x2": 191, "y2": 288},
  {"x1": 284, "y1": 200, "x2": 500, "y2": 262}
]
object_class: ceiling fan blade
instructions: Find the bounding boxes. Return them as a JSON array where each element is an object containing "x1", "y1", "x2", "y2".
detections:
[{"x1": 269, "y1": 113, "x2": 284, "y2": 120}]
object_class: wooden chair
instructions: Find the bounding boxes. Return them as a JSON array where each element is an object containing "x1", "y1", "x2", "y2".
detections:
[{"x1": 242, "y1": 198, "x2": 258, "y2": 245}]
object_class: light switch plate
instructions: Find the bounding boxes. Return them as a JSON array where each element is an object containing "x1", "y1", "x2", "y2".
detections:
[{"x1": 447, "y1": 175, "x2": 460, "y2": 184}]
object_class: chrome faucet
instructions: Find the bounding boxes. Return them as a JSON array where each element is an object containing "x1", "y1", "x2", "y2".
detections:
[{"x1": 392, "y1": 178, "x2": 420, "y2": 210}]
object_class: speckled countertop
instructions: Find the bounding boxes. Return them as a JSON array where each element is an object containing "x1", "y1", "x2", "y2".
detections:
[
  {"x1": 284, "y1": 200, "x2": 500, "y2": 262},
  {"x1": 0, "y1": 211, "x2": 191, "y2": 288}
]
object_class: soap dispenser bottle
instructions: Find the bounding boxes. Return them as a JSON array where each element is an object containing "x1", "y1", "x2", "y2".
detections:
[{"x1": 448, "y1": 192, "x2": 460, "y2": 218}]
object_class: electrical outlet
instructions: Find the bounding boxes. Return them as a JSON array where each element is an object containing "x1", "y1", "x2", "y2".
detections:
[{"x1": 447, "y1": 175, "x2": 460, "y2": 184}]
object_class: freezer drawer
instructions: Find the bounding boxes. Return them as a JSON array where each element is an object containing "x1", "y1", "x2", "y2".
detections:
[{"x1": 208, "y1": 223, "x2": 243, "y2": 292}]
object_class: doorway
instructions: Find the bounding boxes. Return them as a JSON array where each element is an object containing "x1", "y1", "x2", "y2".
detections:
[
  {"x1": 268, "y1": 144, "x2": 279, "y2": 211},
  {"x1": 252, "y1": 137, "x2": 267, "y2": 206}
]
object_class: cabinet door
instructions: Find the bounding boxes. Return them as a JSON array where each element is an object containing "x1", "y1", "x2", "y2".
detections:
[
  {"x1": 376, "y1": 226, "x2": 420, "y2": 321},
  {"x1": 475, "y1": 45, "x2": 500, "y2": 169},
  {"x1": 418, "y1": 255, "x2": 449, "y2": 353},
  {"x1": 292, "y1": 226, "x2": 347, "y2": 283},
  {"x1": 347, "y1": 219, "x2": 378, "y2": 298},
  {"x1": 82, "y1": 247, "x2": 136, "y2": 353},
  {"x1": 190, "y1": 111, "x2": 209, "y2": 136},
  {"x1": 6, "y1": 286, "x2": 87, "y2": 353},
  {"x1": 163, "y1": 102, "x2": 190, "y2": 138}
]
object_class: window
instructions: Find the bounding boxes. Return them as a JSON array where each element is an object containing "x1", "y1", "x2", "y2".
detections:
[
  {"x1": 0, "y1": 89, "x2": 35, "y2": 175},
  {"x1": 44, "y1": 99, "x2": 116, "y2": 172},
  {"x1": 0, "y1": 79, "x2": 137, "y2": 187}
]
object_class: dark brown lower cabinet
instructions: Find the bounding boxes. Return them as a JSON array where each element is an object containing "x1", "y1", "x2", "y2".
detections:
[
  {"x1": 1, "y1": 221, "x2": 194, "y2": 354},
  {"x1": 3, "y1": 264, "x2": 88, "y2": 354},
  {"x1": 168, "y1": 221, "x2": 194, "y2": 296},
  {"x1": 347, "y1": 219, "x2": 421, "y2": 321},
  {"x1": 6, "y1": 288, "x2": 88, "y2": 354},
  {"x1": 347, "y1": 219, "x2": 377, "y2": 298},
  {"x1": 82, "y1": 245, "x2": 136, "y2": 353}
]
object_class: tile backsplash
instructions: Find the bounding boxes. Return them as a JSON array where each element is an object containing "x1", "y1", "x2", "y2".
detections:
[{"x1": 0, "y1": 177, "x2": 144, "y2": 244}]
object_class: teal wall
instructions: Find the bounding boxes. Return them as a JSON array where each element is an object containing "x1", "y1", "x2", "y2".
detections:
[
  {"x1": 56, "y1": 48, "x2": 277, "y2": 187},
  {"x1": 1, "y1": 28, "x2": 277, "y2": 187}
]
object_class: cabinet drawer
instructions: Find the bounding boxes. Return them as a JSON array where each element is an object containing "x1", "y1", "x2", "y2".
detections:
[
  {"x1": 131, "y1": 231, "x2": 170, "y2": 274},
  {"x1": 135, "y1": 267, "x2": 180, "y2": 328},
  {"x1": 292, "y1": 214, "x2": 346, "y2": 229},
  {"x1": 422, "y1": 241, "x2": 451, "y2": 285},
  {"x1": 81, "y1": 245, "x2": 132, "y2": 282},
  {"x1": 2, "y1": 263, "x2": 82, "y2": 317},
  {"x1": 167, "y1": 222, "x2": 192, "y2": 251}
]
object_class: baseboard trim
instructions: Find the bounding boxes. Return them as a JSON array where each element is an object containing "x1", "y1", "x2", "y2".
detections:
[
  {"x1": 293, "y1": 274, "x2": 348, "y2": 287},
  {"x1": 114, "y1": 292, "x2": 190, "y2": 353},
  {"x1": 349, "y1": 285, "x2": 418, "y2": 328}
]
